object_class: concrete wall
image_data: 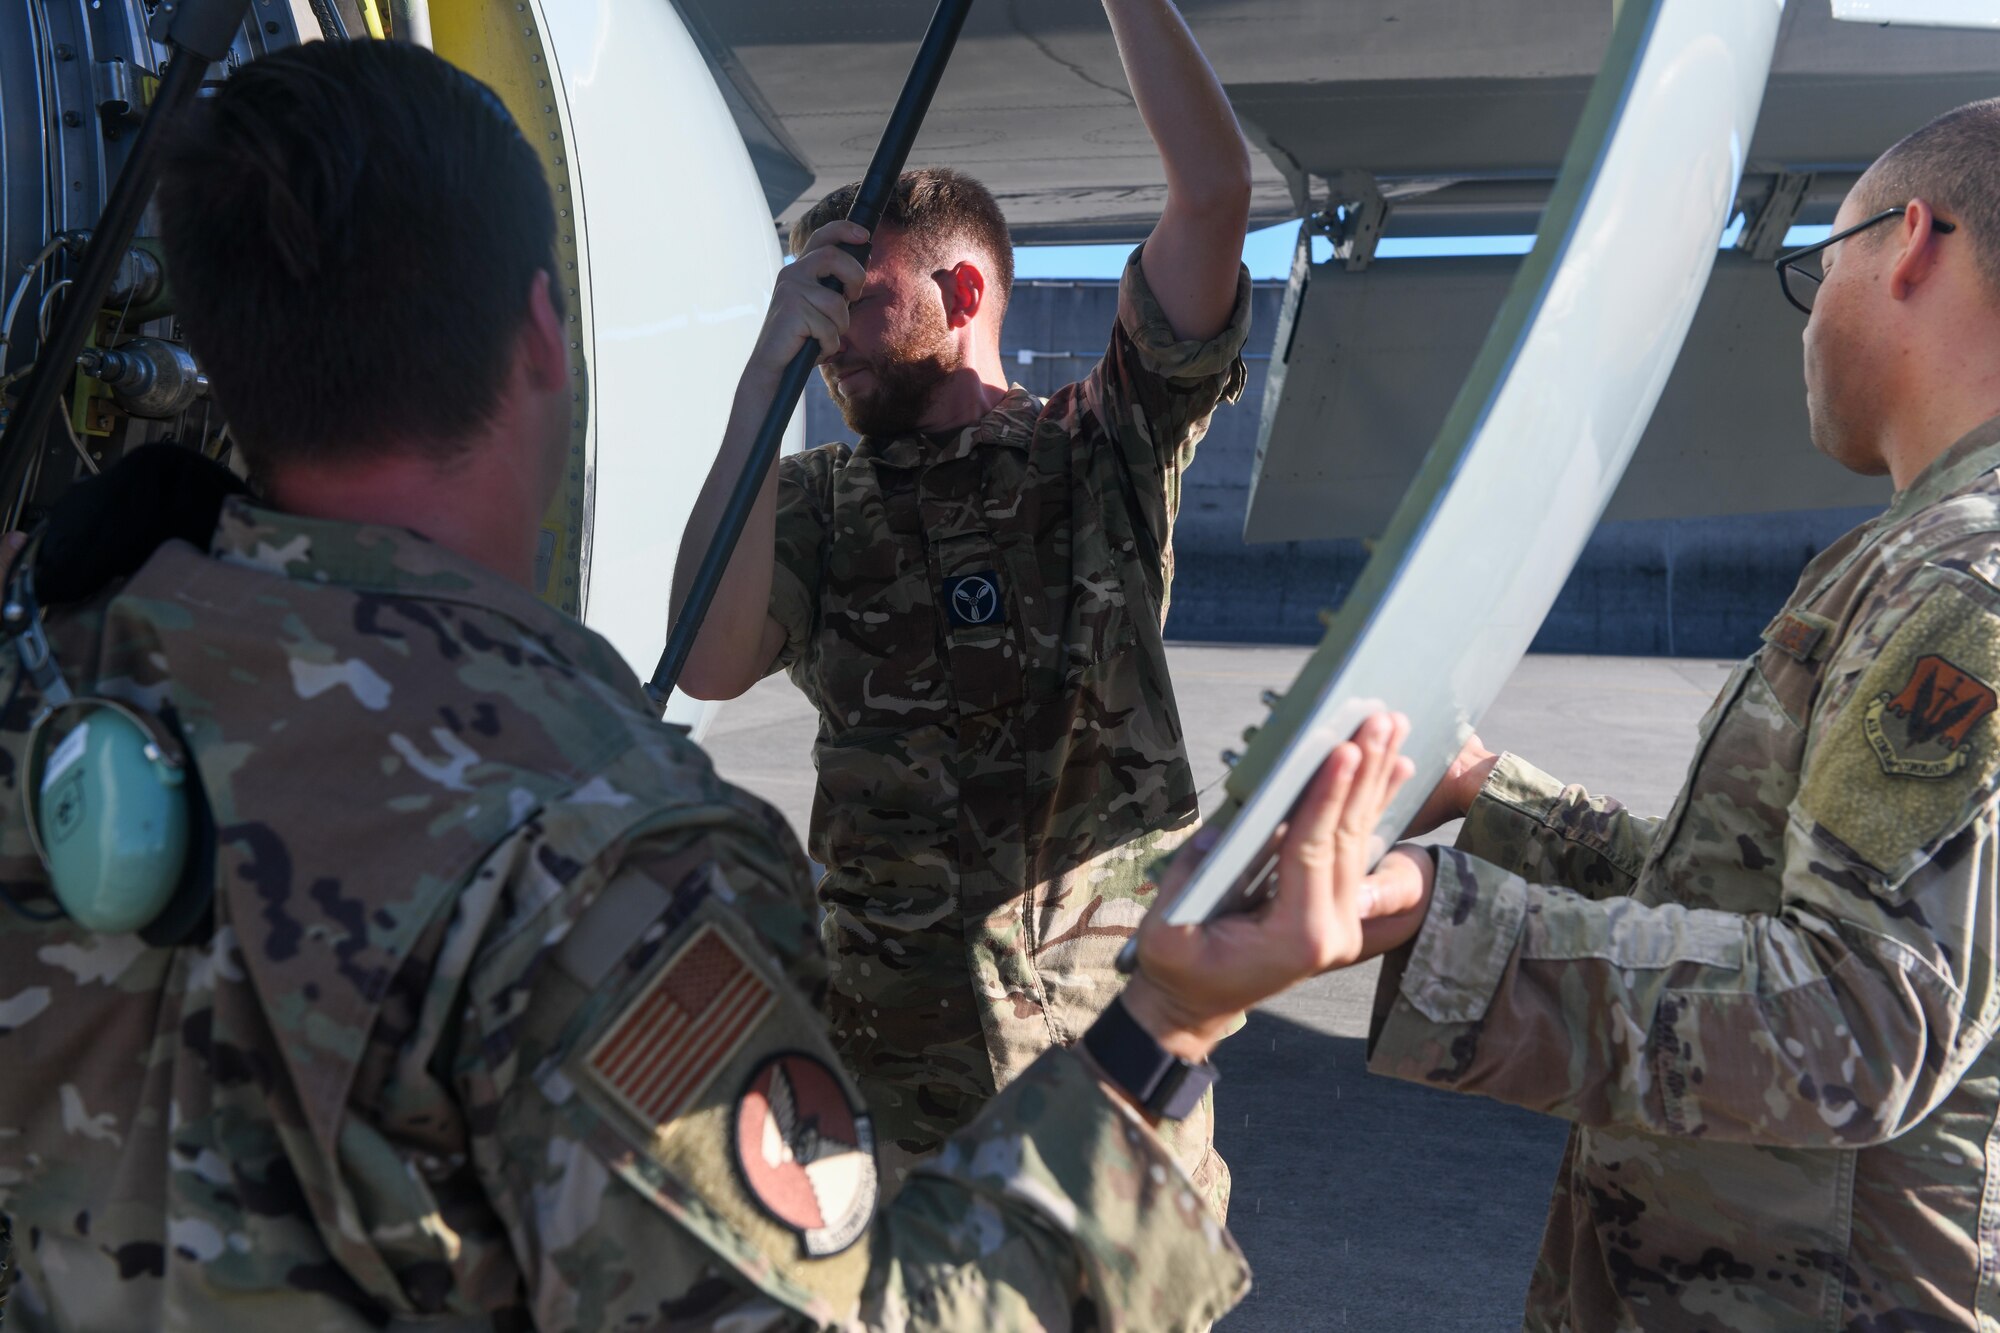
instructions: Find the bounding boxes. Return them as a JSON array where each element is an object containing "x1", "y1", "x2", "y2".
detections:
[{"x1": 802, "y1": 277, "x2": 1872, "y2": 659}]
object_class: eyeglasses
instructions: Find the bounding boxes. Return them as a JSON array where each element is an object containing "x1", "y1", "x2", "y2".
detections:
[{"x1": 1774, "y1": 206, "x2": 1957, "y2": 315}]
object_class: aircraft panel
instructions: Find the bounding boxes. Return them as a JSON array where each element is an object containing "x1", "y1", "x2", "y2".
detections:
[
  {"x1": 1157, "y1": 0, "x2": 1782, "y2": 930},
  {"x1": 1245, "y1": 254, "x2": 1890, "y2": 542},
  {"x1": 528, "y1": 0, "x2": 803, "y2": 735},
  {"x1": 673, "y1": 0, "x2": 2000, "y2": 244}
]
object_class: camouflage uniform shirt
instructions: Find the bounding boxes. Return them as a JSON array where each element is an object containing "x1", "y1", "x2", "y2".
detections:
[
  {"x1": 768, "y1": 251, "x2": 1249, "y2": 1174},
  {"x1": 0, "y1": 500, "x2": 1247, "y2": 1331},
  {"x1": 1370, "y1": 415, "x2": 2000, "y2": 1331}
]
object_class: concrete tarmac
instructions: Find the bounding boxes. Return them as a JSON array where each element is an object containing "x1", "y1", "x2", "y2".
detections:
[{"x1": 699, "y1": 646, "x2": 1733, "y2": 1332}]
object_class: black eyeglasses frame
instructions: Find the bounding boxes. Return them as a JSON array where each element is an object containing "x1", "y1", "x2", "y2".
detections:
[{"x1": 1773, "y1": 206, "x2": 1958, "y2": 316}]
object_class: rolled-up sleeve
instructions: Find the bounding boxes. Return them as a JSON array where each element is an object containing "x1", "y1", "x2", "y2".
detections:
[{"x1": 1085, "y1": 249, "x2": 1251, "y2": 558}]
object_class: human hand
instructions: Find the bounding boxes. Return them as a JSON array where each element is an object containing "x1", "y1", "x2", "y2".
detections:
[
  {"x1": 1402, "y1": 732, "x2": 1499, "y2": 838},
  {"x1": 747, "y1": 220, "x2": 870, "y2": 377},
  {"x1": 1121, "y1": 711, "x2": 1420, "y2": 1063}
]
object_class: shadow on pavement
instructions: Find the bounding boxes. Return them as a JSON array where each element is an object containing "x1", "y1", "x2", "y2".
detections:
[{"x1": 1214, "y1": 1011, "x2": 1569, "y2": 1332}]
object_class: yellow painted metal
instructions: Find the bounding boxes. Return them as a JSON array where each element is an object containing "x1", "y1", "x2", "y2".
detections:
[
  {"x1": 427, "y1": 0, "x2": 594, "y2": 618},
  {"x1": 355, "y1": 0, "x2": 387, "y2": 39}
]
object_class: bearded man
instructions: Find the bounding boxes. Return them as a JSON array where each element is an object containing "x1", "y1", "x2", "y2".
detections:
[{"x1": 672, "y1": 0, "x2": 1252, "y2": 1202}]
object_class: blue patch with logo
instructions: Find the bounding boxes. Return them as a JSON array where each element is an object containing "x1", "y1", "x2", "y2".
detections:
[{"x1": 942, "y1": 571, "x2": 1005, "y2": 629}]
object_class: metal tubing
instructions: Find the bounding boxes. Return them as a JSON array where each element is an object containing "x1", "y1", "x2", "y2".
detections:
[
  {"x1": 0, "y1": 40, "x2": 216, "y2": 519},
  {"x1": 647, "y1": 0, "x2": 976, "y2": 709}
]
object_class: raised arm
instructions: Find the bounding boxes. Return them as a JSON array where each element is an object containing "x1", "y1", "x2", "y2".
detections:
[
  {"x1": 1103, "y1": 0, "x2": 1252, "y2": 342},
  {"x1": 668, "y1": 221, "x2": 867, "y2": 700}
]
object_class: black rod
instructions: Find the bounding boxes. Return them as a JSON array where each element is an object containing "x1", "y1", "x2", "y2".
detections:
[
  {"x1": 647, "y1": 0, "x2": 976, "y2": 711},
  {"x1": 0, "y1": 0, "x2": 247, "y2": 519}
]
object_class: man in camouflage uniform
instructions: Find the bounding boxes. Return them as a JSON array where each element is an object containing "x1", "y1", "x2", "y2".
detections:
[
  {"x1": 0, "y1": 39, "x2": 1414, "y2": 1332},
  {"x1": 1350, "y1": 101, "x2": 2000, "y2": 1330},
  {"x1": 672, "y1": 0, "x2": 1253, "y2": 1197}
]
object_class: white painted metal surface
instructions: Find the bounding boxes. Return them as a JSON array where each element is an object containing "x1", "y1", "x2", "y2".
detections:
[
  {"x1": 538, "y1": 0, "x2": 802, "y2": 737},
  {"x1": 1161, "y1": 0, "x2": 1786, "y2": 927},
  {"x1": 1832, "y1": 0, "x2": 2000, "y2": 30}
]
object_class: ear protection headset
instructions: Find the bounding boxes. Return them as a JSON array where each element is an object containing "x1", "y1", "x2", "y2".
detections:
[{"x1": 4, "y1": 534, "x2": 215, "y2": 944}]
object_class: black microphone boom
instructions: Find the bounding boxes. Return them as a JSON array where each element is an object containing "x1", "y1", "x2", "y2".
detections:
[{"x1": 646, "y1": 0, "x2": 976, "y2": 712}]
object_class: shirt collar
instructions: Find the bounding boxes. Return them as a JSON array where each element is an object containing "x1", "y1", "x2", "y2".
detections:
[
  {"x1": 1884, "y1": 412, "x2": 2000, "y2": 521},
  {"x1": 208, "y1": 498, "x2": 641, "y2": 695},
  {"x1": 850, "y1": 384, "x2": 1042, "y2": 469}
]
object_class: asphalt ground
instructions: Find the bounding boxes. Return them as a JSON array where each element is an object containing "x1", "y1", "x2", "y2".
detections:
[{"x1": 699, "y1": 647, "x2": 1733, "y2": 1332}]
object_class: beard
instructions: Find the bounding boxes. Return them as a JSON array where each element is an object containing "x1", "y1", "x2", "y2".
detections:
[{"x1": 823, "y1": 308, "x2": 963, "y2": 438}]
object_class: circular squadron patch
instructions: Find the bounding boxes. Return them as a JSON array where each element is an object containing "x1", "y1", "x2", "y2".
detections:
[{"x1": 733, "y1": 1053, "x2": 878, "y2": 1256}]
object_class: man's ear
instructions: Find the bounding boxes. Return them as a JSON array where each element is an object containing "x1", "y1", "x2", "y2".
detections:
[
  {"x1": 1887, "y1": 198, "x2": 1948, "y2": 302},
  {"x1": 936, "y1": 261, "x2": 987, "y2": 329},
  {"x1": 521, "y1": 269, "x2": 569, "y2": 390}
]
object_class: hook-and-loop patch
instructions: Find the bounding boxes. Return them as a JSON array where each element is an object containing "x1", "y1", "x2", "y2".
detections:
[{"x1": 1799, "y1": 568, "x2": 2000, "y2": 890}]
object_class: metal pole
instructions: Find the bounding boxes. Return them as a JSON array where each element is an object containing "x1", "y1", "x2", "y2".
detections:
[
  {"x1": 646, "y1": 0, "x2": 977, "y2": 711},
  {"x1": 0, "y1": 0, "x2": 250, "y2": 520}
]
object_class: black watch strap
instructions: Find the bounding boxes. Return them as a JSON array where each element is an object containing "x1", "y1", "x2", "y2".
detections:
[{"x1": 1081, "y1": 996, "x2": 1218, "y2": 1121}]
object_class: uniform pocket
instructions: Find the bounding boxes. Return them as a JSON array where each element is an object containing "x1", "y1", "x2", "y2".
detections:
[{"x1": 810, "y1": 562, "x2": 951, "y2": 742}]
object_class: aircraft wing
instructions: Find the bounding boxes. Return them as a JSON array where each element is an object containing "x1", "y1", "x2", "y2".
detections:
[{"x1": 672, "y1": 0, "x2": 2000, "y2": 529}]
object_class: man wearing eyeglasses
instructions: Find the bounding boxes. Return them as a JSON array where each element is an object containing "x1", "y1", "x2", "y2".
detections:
[{"x1": 1327, "y1": 99, "x2": 2000, "y2": 1330}]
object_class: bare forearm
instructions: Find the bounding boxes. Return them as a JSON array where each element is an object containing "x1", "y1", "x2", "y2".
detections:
[
  {"x1": 1102, "y1": 0, "x2": 1250, "y2": 338},
  {"x1": 669, "y1": 370, "x2": 782, "y2": 699},
  {"x1": 1103, "y1": 0, "x2": 1249, "y2": 207}
]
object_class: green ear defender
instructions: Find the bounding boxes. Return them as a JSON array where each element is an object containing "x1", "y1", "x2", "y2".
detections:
[
  {"x1": 23, "y1": 699, "x2": 192, "y2": 934},
  {"x1": 5, "y1": 540, "x2": 213, "y2": 944}
]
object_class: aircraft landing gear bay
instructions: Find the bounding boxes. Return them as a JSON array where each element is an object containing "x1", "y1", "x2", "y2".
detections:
[{"x1": 0, "y1": 0, "x2": 793, "y2": 739}]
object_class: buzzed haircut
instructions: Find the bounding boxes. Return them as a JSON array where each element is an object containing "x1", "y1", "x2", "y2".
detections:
[
  {"x1": 791, "y1": 167, "x2": 1015, "y2": 319},
  {"x1": 156, "y1": 40, "x2": 558, "y2": 472},
  {"x1": 1860, "y1": 98, "x2": 2000, "y2": 294}
]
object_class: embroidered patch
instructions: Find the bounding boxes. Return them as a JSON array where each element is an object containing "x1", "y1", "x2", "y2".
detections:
[
  {"x1": 1861, "y1": 654, "x2": 1997, "y2": 778},
  {"x1": 583, "y1": 924, "x2": 775, "y2": 1128},
  {"x1": 1799, "y1": 572, "x2": 2000, "y2": 888},
  {"x1": 941, "y1": 570, "x2": 1004, "y2": 628},
  {"x1": 1763, "y1": 609, "x2": 1832, "y2": 663},
  {"x1": 733, "y1": 1052, "x2": 878, "y2": 1257}
]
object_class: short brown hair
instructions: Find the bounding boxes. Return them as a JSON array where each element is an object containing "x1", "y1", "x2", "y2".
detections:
[
  {"x1": 790, "y1": 167, "x2": 1014, "y2": 318},
  {"x1": 1859, "y1": 99, "x2": 2000, "y2": 294},
  {"x1": 157, "y1": 41, "x2": 557, "y2": 472}
]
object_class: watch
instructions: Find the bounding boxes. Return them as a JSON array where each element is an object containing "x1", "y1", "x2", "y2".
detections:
[{"x1": 1080, "y1": 995, "x2": 1218, "y2": 1120}]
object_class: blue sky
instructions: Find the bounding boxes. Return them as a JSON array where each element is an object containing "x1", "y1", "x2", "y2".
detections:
[{"x1": 1012, "y1": 217, "x2": 1837, "y2": 281}]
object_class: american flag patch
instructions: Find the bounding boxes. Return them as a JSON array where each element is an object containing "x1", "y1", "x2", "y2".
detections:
[{"x1": 583, "y1": 924, "x2": 775, "y2": 1127}]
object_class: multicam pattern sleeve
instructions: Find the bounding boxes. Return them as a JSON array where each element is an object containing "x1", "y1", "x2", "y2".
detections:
[
  {"x1": 472, "y1": 815, "x2": 1247, "y2": 1332},
  {"x1": 1454, "y1": 753, "x2": 1665, "y2": 901},
  {"x1": 1371, "y1": 545, "x2": 2000, "y2": 1147},
  {"x1": 1086, "y1": 250, "x2": 1250, "y2": 603},
  {"x1": 767, "y1": 447, "x2": 835, "y2": 676}
]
